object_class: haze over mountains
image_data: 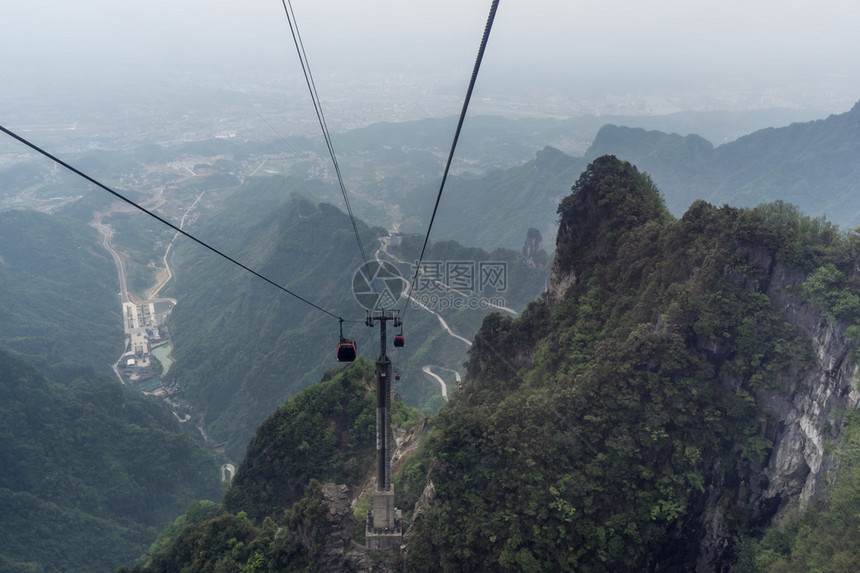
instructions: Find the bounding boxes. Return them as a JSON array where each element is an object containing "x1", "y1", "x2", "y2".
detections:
[
  {"x1": 584, "y1": 101, "x2": 860, "y2": 225},
  {"x1": 4, "y1": 47, "x2": 860, "y2": 569},
  {"x1": 4, "y1": 2, "x2": 860, "y2": 570},
  {"x1": 117, "y1": 155, "x2": 860, "y2": 572},
  {"x1": 409, "y1": 101, "x2": 860, "y2": 251}
]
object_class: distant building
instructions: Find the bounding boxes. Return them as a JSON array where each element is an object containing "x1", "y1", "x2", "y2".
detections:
[{"x1": 131, "y1": 331, "x2": 150, "y2": 356}]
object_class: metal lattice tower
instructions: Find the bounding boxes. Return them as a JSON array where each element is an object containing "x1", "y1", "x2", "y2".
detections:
[{"x1": 365, "y1": 310, "x2": 402, "y2": 549}]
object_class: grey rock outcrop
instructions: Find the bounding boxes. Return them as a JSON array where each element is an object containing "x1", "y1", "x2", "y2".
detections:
[{"x1": 697, "y1": 245, "x2": 860, "y2": 571}]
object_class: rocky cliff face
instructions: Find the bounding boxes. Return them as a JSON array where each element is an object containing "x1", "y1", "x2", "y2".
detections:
[
  {"x1": 544, "y1": 165, "x2": 860, "y2": 570},
  {"x1": 403, "y1": 157, "x2": 860, "y2": 571},
  {"x1": 748, "y1": 248, "x2": 860, "y2": 504},
  {"x1": 551, "y1": 229, "x2": 859, "y2": 570},
  {"x1": 693, "y1": 245, "x2": 860, "y2": 571}
]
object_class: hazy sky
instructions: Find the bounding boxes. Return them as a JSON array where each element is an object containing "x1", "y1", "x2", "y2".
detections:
[{"x1": 3, "y1": 0, "x2": 860, "y2": 117}]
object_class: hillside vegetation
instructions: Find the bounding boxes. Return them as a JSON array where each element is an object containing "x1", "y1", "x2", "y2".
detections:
[
  {"x1": 163, "y1": 180, "x2": 379, "y2": 461},
  {"x1": 402, "y1": 156, "x2": 860, "y2": 571},
  {"x1": 124, "y1": 358, "x2": 417, "y2": 572},
  {"x1": 0, "y1": 210, "x2": 121, "y2": 381},
  {"x1": 127, "y1": 156, "x2": 860, "y2": 571},
  {"x1": 221, "y1": 357, "x2": 379, "y2": 521},
  {"x1": 162, "y1": 176, "x2": 548, "y2": 461},
  {"x1": 0, "y1": 347, "x2": 222, "y2": 572}
]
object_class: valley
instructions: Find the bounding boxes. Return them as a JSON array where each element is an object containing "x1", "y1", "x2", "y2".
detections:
[
  {"x1": 90, "y1": 201, "x2": 183, "y2": 395},
  {"x1": 5, "y1": 101, "x2": 859, "y2": 459},
  {"x1": 4, "y1": 2, "x2": 860, "y2": 569},
  {"x1": 4, "y1": 94, "x2": 860, "y2": 571},
  {"x1": 20, "y1": 127, "x2": 544, "y2": 467}
]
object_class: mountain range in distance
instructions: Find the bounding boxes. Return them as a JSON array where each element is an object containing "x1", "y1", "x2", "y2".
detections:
[
  {"x1": 583, "y1": 100, "x2": 860, "y2": 227},
  {"x1": 420, "y1": 100, "x2": 860, "y2": 252},
  {"x1": 3, "y1": 96, "x2": 860, "y2": 570}
]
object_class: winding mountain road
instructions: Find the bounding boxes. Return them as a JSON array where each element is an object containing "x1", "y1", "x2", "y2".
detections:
[
  {"x1": 147, "y1": 190, "x2": 205, "y2": 299},
  {"x1": 373, "y1": 235, "x2": 498, "y2": 400},
  {"x1": 421, "y1": 365, "x2": 448, "y2": 400},
  {"x1": 376, "y1": 235, "x2": 517, "y2": 317},
  {"x1": 93, "y1": 220, "x2": 129, "y2": 304},
  {"x1": 421, "y1": 365, "x2": 463, "y2": 401}
]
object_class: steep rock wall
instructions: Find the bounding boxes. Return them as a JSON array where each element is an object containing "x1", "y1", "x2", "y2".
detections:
[
  {"x1": 545, "y1": 234, "x2": 860, "y2": 571},
  {"x1": 736, "y1": 246, "x2": 860, "y2": 503},
  {"x1": 697, "y1": 245, "x2": 860, "y2": 571}
]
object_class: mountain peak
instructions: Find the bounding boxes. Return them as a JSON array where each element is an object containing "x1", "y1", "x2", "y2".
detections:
[
  {"x1": 547, "y1": 156, "x2": 671, "y2": 303},
  {"x1": 534, "y1": 145, "x2": 569, "y2": 162},
  {"x1": 553, "y1": 156, "x2": 668, "y2": 268},
  {"x1": 533, "y1": 145, "x2": 578, "y2": 171}
]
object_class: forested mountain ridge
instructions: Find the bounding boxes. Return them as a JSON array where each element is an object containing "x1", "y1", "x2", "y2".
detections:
[
  {"x1": 0, "y1": 209, "x2": 121, "y2": 381},
  {"x1": 0, "y1": 347, "x2": 223, "y2": 572},
  {"x1": 162, "y1": 176, "x2": 548, "y2": 462},
  {"x1": 163, "y1": 183, "x2": 380, "y2": 462},
  {"x1": 128, "y1": 156, "x2": 860, "y2": 571},
  {"x1": 419, "y1": 100, "x2": 860, "y2": 253},
  {"x1": 584, "y1": 99, "x2": 860, "y2": 225},
  {"x1": 123, "y1": 357, "x2": 420, "y2": 572},
  {"x1": 221, "y1": 357, "x2": 380, "y2": 522},
  {"x1": 402, "y1": 156, "x2": 860, "y2": 571},
  {"x1": 428, "y1": 145, "x2": 582, "y2": 249}
]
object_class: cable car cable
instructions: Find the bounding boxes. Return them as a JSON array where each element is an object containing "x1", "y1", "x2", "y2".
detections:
[
  {"x1": 280, "y1": 0, "x2": 370, "y2": 269},
  {"x1": 0, "y1": 123, "x2": 347, "y2": 322},
  {"x1": 401, "y1": 0, "x2": 500, "y2": 318}
]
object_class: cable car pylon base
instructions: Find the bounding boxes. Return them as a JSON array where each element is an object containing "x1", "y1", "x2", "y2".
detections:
[{"x1": 365, "y1": 310, "x2": 403, "y2": 550}]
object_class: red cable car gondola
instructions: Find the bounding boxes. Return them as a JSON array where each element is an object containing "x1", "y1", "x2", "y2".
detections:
[
  {"x1": 337, "y1": 338, "x2": 356, "y2": 362},
  {"x1": 393, "y1": 333, "x2": 405, "y2": 348},
  {"x1": 336, "y1": 319, "x2": 357, "y2": 362},
  {"x1": 395, "y1": 373, "x2": 401, "y2": 380}
]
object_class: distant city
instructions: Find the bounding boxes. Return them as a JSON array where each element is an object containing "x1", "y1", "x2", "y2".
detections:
[{"x1": 4, "y1": 65, "x2": 860, "y2": 157}]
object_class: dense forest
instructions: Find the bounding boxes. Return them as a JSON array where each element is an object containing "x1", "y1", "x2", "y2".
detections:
[
  {"x1": 4, "y1": 103, "x2": 860, "y2": 571},
  {"x1": 121, "y1": 357, "x2": 422, "y2": 572},
  {"x1": 0, "y1": 210, "x2": 121, "y2": 381},
  {"x1": 125, "y1": 156, "x2": 860, "y2": 571},
  {"x1": 0, "y1": 347, "x2": 223, "y2": 572},
  {"x1": 402, "y1": 157, "x2": 818, "y2": 570},
  {"x1": 0, "y1": 209, "x2": 226, "y2": 572}
]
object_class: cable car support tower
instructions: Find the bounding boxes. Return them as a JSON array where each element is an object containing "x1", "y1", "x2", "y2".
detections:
[{"x1": 365, "y1": 310, "x2": 402, "y2": 549}]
